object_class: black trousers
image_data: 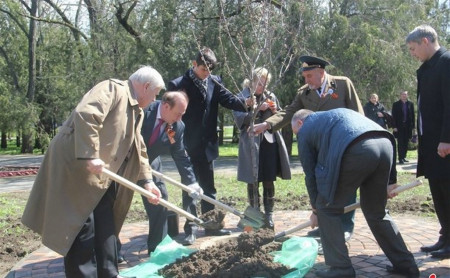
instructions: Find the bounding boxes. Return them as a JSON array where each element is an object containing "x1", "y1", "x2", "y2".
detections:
[
  {"x1": 141, "y1": 158, "x2": 169, "y2": 254},
  {"x1": 191, "y1": 157, "x2": 216, "y2": 215},
  {"x1": 64, "y1": 183, "x2": 118, "y2": 278},
  {"x1": 316, "y1": 137, "x2": 416, "y2": 269},
  {"x1": 396, "y1": 122, "x2": 410, "y2": 160},
  {"x1": 428, "y1": 177, "x2": 450, "y2": 241}
]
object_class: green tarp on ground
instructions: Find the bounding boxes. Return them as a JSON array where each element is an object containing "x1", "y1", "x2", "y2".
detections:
[{"x1": 120, "y1": 235, "x2": 318, "y2": 278}]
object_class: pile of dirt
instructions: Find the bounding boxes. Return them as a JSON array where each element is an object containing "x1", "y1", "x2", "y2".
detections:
[{"x1": 159, "y1": 229, "x2": 293, "y2": 278}]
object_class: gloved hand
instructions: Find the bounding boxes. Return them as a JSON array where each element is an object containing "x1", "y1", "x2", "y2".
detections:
[{"x1": 187, "y1": 182, "x2": 203, "y2": 201}]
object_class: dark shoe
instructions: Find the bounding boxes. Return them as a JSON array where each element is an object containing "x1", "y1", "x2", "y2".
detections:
[
  {"x1": 307, "y1": 228, "x2": 321, "y2": 237},
  {"x1": 430, "y1": 245, "x2": 450, "y2": 259},
  {"x1": 386, "y1": 265, "x2": 419, "y2": 277},
  {"x1": 403, "y1": 158, "x2": 409, "y2": 162},
  {"x1": 117, "y1": 254, "x2": 125, "y2": 264},
  {"x1": 264, "y1": 213, "x2": 274, "y2": 230},
  {"x1": 344, "y1": 231, "x2": 353, "y2": 242},
  {"x1": 316, "y1": 266, "x2": 355, "y2": 278},
  {"x1": 421, "y1": 237, "x2": 446, "y2": 252},
  {"x1": 398, "y1": 159, "x2": 404, "y2": 164},
  {"x1": 204, "y1": 229, "x2": 232, "y2": 236},
  {"x1": 181, "y1": 233, "x2": 196, "y2": 245}
]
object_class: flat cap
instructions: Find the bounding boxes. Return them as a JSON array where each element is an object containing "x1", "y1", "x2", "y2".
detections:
[{"x1": 299, "y1": 55, "x2": 330, "y2": 71}]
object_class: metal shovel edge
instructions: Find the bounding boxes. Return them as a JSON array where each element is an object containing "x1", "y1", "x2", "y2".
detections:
[
  {"x1": 102, "y1": 168, "x2": 220, "y2": 230},
  {"x1": 152, "y1": 170, "x2": 265, "y2": 229},
  {"x1": 273, "y1": 180, "x2": 423, "y2": 241}
]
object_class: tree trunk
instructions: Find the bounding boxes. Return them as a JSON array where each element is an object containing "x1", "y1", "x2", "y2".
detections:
[
  {"x1": 21, "y1": 0, "x2": 39, "y2": 153},
  {"x1": 1, "y1": 132, "x2": 7, "y2": 149}
]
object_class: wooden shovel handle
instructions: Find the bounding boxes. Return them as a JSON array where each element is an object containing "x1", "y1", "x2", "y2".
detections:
[
  {"x1": 102, "y1": 168, "x2": 204, "y2": 225},
  {"x1": 152, "y1": 170, "x2": 245, "y2": 218},
  {"x1": 274, "y1": 179, "x2": 423, "y2": 239}
]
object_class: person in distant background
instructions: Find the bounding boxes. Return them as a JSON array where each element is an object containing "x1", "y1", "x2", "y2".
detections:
[
  {"x1": 392, "y1": 91, "x2": 415, "y2": 164},
  {"x1": 364, "y1": 93, "x2": 388, "y2": 128}
]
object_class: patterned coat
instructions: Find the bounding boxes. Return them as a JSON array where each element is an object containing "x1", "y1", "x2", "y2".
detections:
[{"x1": 22, "y1": 79, "x2": 152, "y2": 256}]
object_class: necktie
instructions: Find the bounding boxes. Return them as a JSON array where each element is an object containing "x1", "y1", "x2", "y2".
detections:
[{"x1": 148, "y1": 119, "x2": 164, "y2": 146}]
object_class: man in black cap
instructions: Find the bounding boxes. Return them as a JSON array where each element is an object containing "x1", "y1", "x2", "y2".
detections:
[{"x1": 252, "y1": 55, "x2": 364, "y2": 242}]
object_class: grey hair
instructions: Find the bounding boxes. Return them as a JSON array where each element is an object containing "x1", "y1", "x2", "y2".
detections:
[
  {"x1": 129, "y1": 66, "x2": 166, "y2": 90},
  {"x1": 406, "y1": 25, "x2": 438, "y2": 44},
  {"x1": 291, "y1": 109, "x2": 313, "y2": 126}
]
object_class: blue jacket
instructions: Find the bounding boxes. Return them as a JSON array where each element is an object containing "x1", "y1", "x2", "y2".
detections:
[{"x1": 297, "y1": 108, "x2": 395, "y2": 206}]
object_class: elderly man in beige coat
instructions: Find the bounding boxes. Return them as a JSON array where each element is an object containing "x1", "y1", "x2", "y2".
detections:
[{"x1": 22, "y1": 66, "x2": 165, "y2": 278}]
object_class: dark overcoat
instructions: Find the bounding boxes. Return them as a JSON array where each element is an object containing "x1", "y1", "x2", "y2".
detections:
[
  {"x1": 168, "y1": 70, "x2": 248, "y2": 162},
  {"x1": 415, "y1": 47, "x2": 450, "y2": 178}
]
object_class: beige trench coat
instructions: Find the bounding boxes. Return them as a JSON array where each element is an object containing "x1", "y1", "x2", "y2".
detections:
[
  {"x1": 266, "y1": 74, "x2": 364, "y2": 131},
  {"x1": 22, "y1": 79, "x2": 152, "y2": 256}
]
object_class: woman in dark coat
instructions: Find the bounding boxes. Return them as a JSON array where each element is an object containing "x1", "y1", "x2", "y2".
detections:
[{"x1": 233, "y1": 67, "x2": 291, "y2": 229}]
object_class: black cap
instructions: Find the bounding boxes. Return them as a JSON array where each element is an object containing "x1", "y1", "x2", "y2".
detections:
[{"x1": 299, "y1": 55, "x2": 330, "y2": 71}]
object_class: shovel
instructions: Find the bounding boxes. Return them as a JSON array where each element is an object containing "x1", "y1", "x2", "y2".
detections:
[
  {"x1": 151, "y1": 170, "x2": 266, "y2": 229},
  {"x1": 102, "y1": 168, "x2": 223, "y2": 230},
  {"x1": 273, "y1": 179, "x2": 423, "y2": 240}
]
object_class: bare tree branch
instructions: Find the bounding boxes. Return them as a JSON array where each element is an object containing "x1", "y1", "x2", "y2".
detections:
[
  {"x1": 114, "y1": 0, "x2": 142, "y2": 44},
  {"x1": 0, "y1": 7, "x2": 28, "y2": 36},
  {"x1": 42, "y1": 0, "x2": 86, "y2": 41}
]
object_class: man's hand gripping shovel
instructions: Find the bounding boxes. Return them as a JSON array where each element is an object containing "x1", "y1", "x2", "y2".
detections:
[
  {"x1": 102, "y1": 169, "x2": 223, "y2": 230},
  {"x1": 151, "y1": 170, "x2": 265, "y2": 230},
  {"x1": 273, "y1": 180, "x2": 423, "y2": 241}
]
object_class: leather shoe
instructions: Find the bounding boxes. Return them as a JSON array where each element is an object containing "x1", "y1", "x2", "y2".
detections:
[
  {"x1": 204, "y1": 229, "x2": 232, "y2": 236},
  {"x1": 181, "y1": 233, "x2": 196, "y2": 245},
  {"x1": 307, "y1": 228, "x2": 321, "y2": 237},
  {"x1": 403, "y1": 158, "x2": 409, "y2": 162},
  {"x1": 316, "y1": 266, "x2": 355, "y2": 278},
  {"x1": 386, "y1": 265, "x2": 419, "y2": 277},
  {"x1": 398, "y1": 160, "x2": 404, "y2": 164},
  {"x1": 420, "y1": 237, "x2": 446, "y2": 252},
  {"x1": 117, "y1": 254, "x2": 125, "y2": 264},
  {"x1": 430, "y1": 245, "x2": 450, "y2": 259}
]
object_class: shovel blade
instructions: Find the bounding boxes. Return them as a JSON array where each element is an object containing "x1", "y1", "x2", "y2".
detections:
[{"x1": 237, "y1": 206, "x2": 266, "y2": 230}]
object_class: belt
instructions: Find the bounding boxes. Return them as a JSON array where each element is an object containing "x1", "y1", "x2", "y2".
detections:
[{"x1": 347, "y1": 131, "x2": 388, "y2": 149}]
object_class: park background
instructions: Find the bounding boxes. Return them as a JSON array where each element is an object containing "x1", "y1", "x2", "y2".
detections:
[{"x1": 0, "y1": 0, "x2": 450, "y2": 154}]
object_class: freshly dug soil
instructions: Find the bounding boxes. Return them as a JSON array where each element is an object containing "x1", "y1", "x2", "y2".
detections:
[
  {"x1": 199, "y1": 209, "x2": 226, "y2": 230},
  {"x1": 159, "y1": 229, "x2": 293, "y2": 278}
]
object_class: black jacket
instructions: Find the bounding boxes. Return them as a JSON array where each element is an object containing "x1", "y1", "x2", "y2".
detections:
[
  {"x1": 416, "y1": 47, "x2": 450, "y2": 178},
  {"x1": 168, "y1": 70, "x2": 247, "y2": 162}
]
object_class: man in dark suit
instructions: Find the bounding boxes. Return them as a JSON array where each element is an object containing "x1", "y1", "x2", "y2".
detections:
[
  {"x1": 392, "y1": 91, "x2": 415, "y2": 164},
  {"x1": 167, "y1": 47, "x2": 251, "y2": 239},
  {"x1": 407, "y1": 25, "x2": 450, "y2": 259},
  {"x1": 141, "y1": 91, "x2": 203, "y2": 249}
]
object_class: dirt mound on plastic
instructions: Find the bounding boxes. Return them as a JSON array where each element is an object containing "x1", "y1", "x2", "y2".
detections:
[{"x1": 159, "y1": 229, "x2": 293, "y2": 278}]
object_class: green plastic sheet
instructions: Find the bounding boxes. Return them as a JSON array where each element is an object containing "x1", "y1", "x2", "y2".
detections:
[
  {"x1": 273, "y1": 236, "x2": 318, "y2": 278},
  {"x1": 119, "y1": 235, "x2": 196, "y2": 278},
  {"x1": 120, "y1": 235, "x2": 318, "y2": 278}
]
